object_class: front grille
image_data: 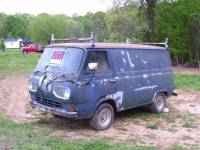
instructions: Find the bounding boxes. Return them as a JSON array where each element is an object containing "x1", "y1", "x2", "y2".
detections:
[{"x1": 35, "y1": 96, "x2": 62, "y2": 108}]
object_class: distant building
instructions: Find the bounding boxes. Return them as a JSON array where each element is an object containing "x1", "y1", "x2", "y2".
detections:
[{"x1": 3, "y1": 38, "x2": 22, "y2": 49}]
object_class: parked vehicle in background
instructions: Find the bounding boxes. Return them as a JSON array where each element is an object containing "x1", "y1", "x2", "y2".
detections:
[
  {"x1": 22, "y1": 44, "x2": 44, "y2": 54},
  {"x1": 28, "y1": 35, "x2": 176, "y2": 131}
]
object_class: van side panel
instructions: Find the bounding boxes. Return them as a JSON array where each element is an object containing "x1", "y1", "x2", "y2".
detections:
[{"x1": 111, "y1": 48, "x2": 173, "y2": 111}]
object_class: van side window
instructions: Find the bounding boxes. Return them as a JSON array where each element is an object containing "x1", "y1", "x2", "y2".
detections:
[
  {"x1": 111, "y1": 49, "x2": 130, "y2": 72},
  {"x1": 112, "y1": 49, "x2": 170, "y2": 73},
  {"x1": 86, "y1": 51, "x2": 109, "y2": 71}
]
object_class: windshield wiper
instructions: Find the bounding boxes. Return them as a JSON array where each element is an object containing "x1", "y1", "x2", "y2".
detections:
[
  {"x1": 46, "y1": 73, "x2": 76, "y2": 88},
  {"x1": 33, "y1": 70, "x2": 46, "y2": 74},
  {"x1": 51, "y1": 72, "x2": 76, "y2": 81}
]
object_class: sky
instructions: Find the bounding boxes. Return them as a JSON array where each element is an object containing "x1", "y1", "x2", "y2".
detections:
[{"x1": 0, "y1": 0, "x2": 113, "y2": 16}]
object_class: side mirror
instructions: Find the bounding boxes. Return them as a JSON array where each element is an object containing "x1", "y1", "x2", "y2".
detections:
[{"x1": 88, "y1": 63, "x2": 98, "y2": 71}]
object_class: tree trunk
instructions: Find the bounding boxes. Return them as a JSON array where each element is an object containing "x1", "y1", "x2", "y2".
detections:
[{"x1": 146, "y1": 0, "x2": 157, "y2": 42}]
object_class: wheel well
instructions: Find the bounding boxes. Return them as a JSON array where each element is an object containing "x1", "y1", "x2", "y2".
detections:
[
  {"x1": 99, "y1": 99, "x2": 117, "y2": 113},
  {"x1": 152, "y1": 91, "x2": 168, "y2": 102},
  {"x1": 158, "y1": 91, "x2": 168, "y2": 97}
]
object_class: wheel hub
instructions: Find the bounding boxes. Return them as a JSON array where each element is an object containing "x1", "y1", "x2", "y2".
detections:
[
  {"x1": 98, "y1": 108, "x2": 112, "y2": 128},
  {"x1": 156, "y1": 96, "x2": 165, "y2": 111}
]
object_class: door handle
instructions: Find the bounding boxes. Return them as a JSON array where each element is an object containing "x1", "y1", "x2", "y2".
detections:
[{"x1": 108, "y1": 79, "x2": 116, "y2": 83}]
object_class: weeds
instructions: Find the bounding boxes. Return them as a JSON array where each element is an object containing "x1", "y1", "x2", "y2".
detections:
[{"x1": 147, "y1": 124, "x2": 159, "y2": 130}]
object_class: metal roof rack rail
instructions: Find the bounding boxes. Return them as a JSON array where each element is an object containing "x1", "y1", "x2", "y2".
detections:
[
  {"x1": 51, "y1": 32, "x2": 95, "y2": 46},
  {"x1": 126, "y1": 37, "x2": 169, "y2": 49}
]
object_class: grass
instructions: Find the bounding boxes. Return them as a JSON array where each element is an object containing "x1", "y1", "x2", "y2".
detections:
[
  {"x1": 146, "y1": 124, "x2": 159, "y2": 130},
  {"x1": 119, "y1": 108, "x2": 176, "y2": 124},
  {"x1": 0, "y1": 115, "x2": 160, "y2": 150},
  {"x1": 117, "y1": 127, "x2": 128, "y2": 132},
  {"x1": 0, "y1": 50, "x2": 40, "y2": 77},
  {"x1": 182, "y1": 117, "x2": 197, "y2": 129},
  {"x1": 174, "y1": 73, "x2": 200, "y2": 91}
]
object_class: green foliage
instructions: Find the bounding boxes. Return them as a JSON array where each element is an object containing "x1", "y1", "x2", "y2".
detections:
[
  {"x1": 74, "y1": 12, "x2": 93, "y2": 37},
  {"x1": 0, "y1": 39, "x2": 5, "y2": 51},
  {"x1": 4, "y1": 15, "x2": 27, "y2": 38},
  {"x1": 105, "y1": 3, "x2": 141, "y2": 42},
  {"x1": 0, "y1": 13, "x2": 6, "y2": 38},
  {"x1": 91, "y1": 11, "x2": 108, "y2": 42},
  {"x1": 154, "y1": 0, "x2": 200, "y2": 64},
  {"x1": 27, "y1": 13, "x2": 83, "y2": 44}
]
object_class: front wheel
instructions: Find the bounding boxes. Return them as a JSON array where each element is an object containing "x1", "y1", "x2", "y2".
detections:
[
  {"x1": 89, "y1": 103, "x2": 114, "y2": 131},
  {"x1": 148, "y1": 93, "x2": 166, "y2": 113}
]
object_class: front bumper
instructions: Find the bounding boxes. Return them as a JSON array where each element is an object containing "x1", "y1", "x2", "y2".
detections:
[{"x1": 30, "y1": 100, "x2": 78, "y2": 118}]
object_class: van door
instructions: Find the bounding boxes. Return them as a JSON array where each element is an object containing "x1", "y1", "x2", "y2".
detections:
[
  {"x1": 80, "y1": 50, "x2": 116, "y2": 108},
  {"x1": 111, "y1": 49, "x2": 153, "y2": 110}
]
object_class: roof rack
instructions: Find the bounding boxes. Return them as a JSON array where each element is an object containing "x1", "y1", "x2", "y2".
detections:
[
  {"x1": 51, "y1": 32, "x2": 95, "y2": 46},
  {"x1": 126, "y1": 37, "x2": 169, "y2": 49}
]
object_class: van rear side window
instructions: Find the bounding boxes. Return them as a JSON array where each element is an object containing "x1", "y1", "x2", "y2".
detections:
[{"x1": 112, "y1": 49, "x2": 171, "y2": 73}]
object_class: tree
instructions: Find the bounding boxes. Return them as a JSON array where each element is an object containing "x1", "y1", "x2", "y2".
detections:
[
  {"x1": 28, "y1": 14, "x2": 83, "y2": 44},
  {"x1": 4, "y1": 14, "x2": 27, "y2": 38},
  {"x1": 74, "y1": 12, "x2": 93, "y2": 37},
  {"x1": 106, "y1": 2, "x2": 141, "y2": 42},
  {"x1": 188, "y1": 13, "x2": 200, "y2": 68},
  {"x1": 111, "y1": 0, "x2": 158, "y2": 41},
  {"x1": 145, "y1": 0, "x2": 157, "y2": 42},
  {"x1": 154, "y1": 0, "x2": 200, "y2": 65},
  {"x1": 0, "y1": 13, "x2": 6, "y2": 38},
  {"x1": 91, "y1": 11, "x2": 108, "y2": 42}
]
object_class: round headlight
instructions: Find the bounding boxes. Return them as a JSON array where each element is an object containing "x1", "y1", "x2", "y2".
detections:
[
  {"x1": 28, "y1": 80, "x2": 38, "y2": 92},
  {"x1": 52, "y1": 84, "x2": 71, "y2": 100}
]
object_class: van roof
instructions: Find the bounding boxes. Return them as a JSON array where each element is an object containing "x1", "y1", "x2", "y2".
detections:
[{"x1": 47, "y1": 43, "x2": 166, "y2": 50}]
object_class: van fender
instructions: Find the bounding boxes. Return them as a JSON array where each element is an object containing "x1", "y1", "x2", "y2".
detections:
[
  {"x1": 151, "y1": 90, "x2": 168, "y2": 103},
  {"x1": 96, "y1": 91, "x2": 124, "y2": 112}
]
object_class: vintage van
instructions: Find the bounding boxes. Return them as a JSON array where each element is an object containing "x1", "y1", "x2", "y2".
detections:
[{"x1": 28, "y1": 39, "x2": 175, "y2": 130}]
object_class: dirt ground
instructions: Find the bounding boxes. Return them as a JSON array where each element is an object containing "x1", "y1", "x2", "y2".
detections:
[
  {"x1": 173, "y1": 66, "x2": 200, "y2": 75},
  {"x1": 0, "y1": 72, "x2": 200, "y2": 149}
]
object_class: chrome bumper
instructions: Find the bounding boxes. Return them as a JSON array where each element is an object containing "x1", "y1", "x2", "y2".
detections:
[{"x1": 31, "y1": 100, "x2": 78, "y2": 118}]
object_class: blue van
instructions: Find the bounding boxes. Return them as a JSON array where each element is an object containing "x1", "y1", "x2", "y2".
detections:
[{"x1": 28, "y1": 38, "x2": 175, "y2": 130}]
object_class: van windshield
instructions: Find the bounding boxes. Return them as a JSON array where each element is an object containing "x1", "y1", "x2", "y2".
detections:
[{"x1": 34, "y1": 47, "x2": 84, "y2": 74}]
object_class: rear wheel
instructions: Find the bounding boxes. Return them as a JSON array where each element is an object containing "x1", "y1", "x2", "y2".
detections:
[
  {"x1": 148, "y1": 93, "x2": 166, "y2": 113},
  {"x1": 89, "y1": 103, "x2": 114, "y2": 131}
]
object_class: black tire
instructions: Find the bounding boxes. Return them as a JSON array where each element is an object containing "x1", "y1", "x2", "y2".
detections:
[
  {"x1": 89, "y1": 103, "x2": 114, "y2": 131},
  {"x1": 148, "y1": 93, "x2": 166, "y2": 113}
]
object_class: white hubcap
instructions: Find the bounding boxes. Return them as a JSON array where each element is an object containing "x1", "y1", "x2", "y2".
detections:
[
  {"x1": 156, "y1": 96, "x2": 165, "y2": 111},
  {"x1": 98, "y1": 108, "x2": 112, "y2": 128}
]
